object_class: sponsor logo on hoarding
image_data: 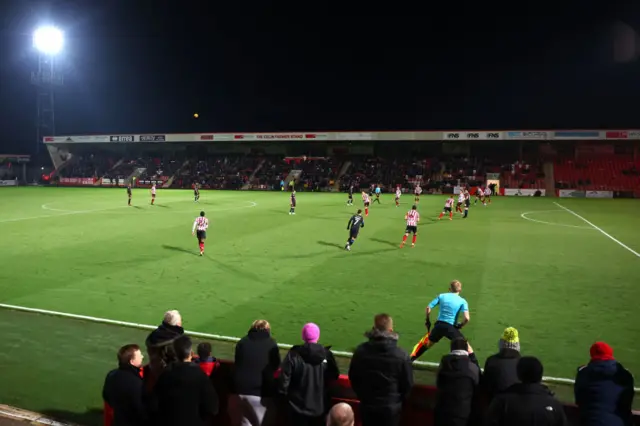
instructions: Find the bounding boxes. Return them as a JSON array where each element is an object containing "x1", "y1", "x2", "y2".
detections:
[
  {"x1": 553, "y1": 131, "x2": 600, "y2": 138},
  {"x1": 44, "y1": 137, "x2": 55, "y2": 142},
  {"x1": 507, "y1": 131, "x2": 547, "y2": 139},
  {"x1": 444, "y1": 132, "x2": 501, "y2": 140},
  {"x1": 110, "y1": 135, "x2": 135, "y2": 142},
  {"x1": 140, "y1": 135, "x2": 166, "y2": 142},
  {"x1": 605, "y1": 131, "x2": 628, "y2": 139},
  {"x1": 200, "y1": 135, "x2": 214, "y2": 140},
  {"x1": 234, "y1": 135, "x2": 244, "y2": 140},
  {"x1": 504, "y1": 188, "x2": 545, "y2": 196},
  {"x1": 628, "y1": 131, "x2": 640, "y2": 139},
  {"x1": 586, "y1": 190, "x2": 613, "y2": 198},
  {"x1": 0, "y1": 180, "x2": 18, "y2": 186},
  {"x1": 559, "y1": 189, "x2": 586, "y2": 198},
  {"x1": 256, "y1": 134, "x2": 305, "y2": 139}
]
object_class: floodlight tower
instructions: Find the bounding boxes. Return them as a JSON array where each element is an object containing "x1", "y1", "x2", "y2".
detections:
[{"x1": 31, "y1": 26, "x2": 64, "y2": 156}]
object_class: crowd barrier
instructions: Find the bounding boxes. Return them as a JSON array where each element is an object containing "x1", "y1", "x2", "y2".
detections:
[{"x1": 104, "y1": 360, "x2": 640, "y2": 426}]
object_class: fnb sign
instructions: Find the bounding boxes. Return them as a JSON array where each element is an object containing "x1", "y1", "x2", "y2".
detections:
[{"x1": 444, "y1": 132, "x2": 502, "y2": 140}]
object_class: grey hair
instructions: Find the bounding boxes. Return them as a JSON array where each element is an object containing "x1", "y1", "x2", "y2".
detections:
[{"x1": 163, "y1": 310, "x2": 182, "y2": 326}]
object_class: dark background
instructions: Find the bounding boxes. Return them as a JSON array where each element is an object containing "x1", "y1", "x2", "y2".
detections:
[{"x1": 1, "y1": 0, "x2": 639, "y2": 155}]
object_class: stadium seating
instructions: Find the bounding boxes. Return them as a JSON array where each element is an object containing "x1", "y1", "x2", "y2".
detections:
[{"x1": 554, "y1": 155, "x2": 640, "y2": 191}]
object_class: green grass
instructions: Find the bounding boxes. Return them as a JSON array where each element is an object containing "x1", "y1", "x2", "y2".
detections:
[{"x1": 0, "y1": 187, "x2": 639, "y2": 421}]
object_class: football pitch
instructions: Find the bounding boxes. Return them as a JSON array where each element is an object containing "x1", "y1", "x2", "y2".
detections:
[{"x1": 0, "y1": 187, "x2": 639, "y2": 419}]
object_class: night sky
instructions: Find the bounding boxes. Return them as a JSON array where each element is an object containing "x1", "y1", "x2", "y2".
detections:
[{"x1": 0, "y1": 1, "x2": 639, "y2": 154}]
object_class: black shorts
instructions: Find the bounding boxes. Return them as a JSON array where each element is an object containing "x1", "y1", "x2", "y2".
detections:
[
  {"x1": 405, "y1": 225, "x2": 418, "y2": 234},
  {"x1": 364, "y1": 202, "x2": 370, "y2": 207},
  {"x1": 375, "y1": 193, "x2": 380, "y2": 198},
  {"x1": 349, "y1": 230, "x2": 360, "y2": 239},
  {"x1": 196, "y1": 230, "x2": 207, "y2": 240},
  {"x1": 194, "y1": 190, "x2": 199, "y2": 196},
  {"x1": 415, "y1": 194, "x2": 420, "y2": 198},
  {"x1": 465, "y1": 200, "x2": 470, "y2": 207},
  {"x1": 348, "y1": 194, "x2": 353, "y2": 199},
  {"x1": 428, "y1": 321, "x2": 463, "y2": 343},
  {"x1": 444, "y1": 207, "x2": 451, "y2": 213}
]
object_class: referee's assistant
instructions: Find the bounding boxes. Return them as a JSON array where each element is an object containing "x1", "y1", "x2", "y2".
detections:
[{"x1": 410, "y1": 279, "x2": 470, "y2": 361}]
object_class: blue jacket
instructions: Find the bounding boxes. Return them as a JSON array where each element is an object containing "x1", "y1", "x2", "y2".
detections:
[{"x1": 574, "y1": 360, "x2": 635, "y2": 426}]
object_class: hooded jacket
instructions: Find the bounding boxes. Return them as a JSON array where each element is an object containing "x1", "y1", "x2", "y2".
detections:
[
  {"x1": 278, "y1": 342, "x2": 340, "y2": 417},
  {"x1": 484, "y1": 382, "x2": 568, "y2": 426},
  {"x1": 482, "y1": 348, "x2": 521, "y2": 400},
  {"x1": 348, "y1": 329, "x2": 413, "y2": 410},
  {"x1": 434, "y1": 349, "x2": 481, "y2": 426},
  {"x1": 574, "y1": 360, "x2": 635, "y2": 426}
]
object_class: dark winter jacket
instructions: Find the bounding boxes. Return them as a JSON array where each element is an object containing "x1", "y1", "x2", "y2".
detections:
[
  {"x1": 484, "y1": 382, "x2": 568, "y2": 426},
  {"x1": 434, "y1": 350, "x2": 481, "y2": 426},
  {"x1": 348, "y1": 329, "x2": 413, "y2": 411},
  {"x1": 150, "y1": 361, "x2": 219, "y2": 426},
  {"x1": 278, "y1": 342, "x2": 340, "y2": 417},
  {"x1": 145, "y1": 322, "x2": 185, "y2": 383},
  {"x1": 233, "y1": 329, "x2": 281, "y2": 396},
  {"x1": 102, "y1": 364, "x2": 147, "y2": 426},
  {"x1": 574, "y1": 360, "x2": 635, "y2": 426},
  {"x1": 482, "y1": 348, "x2": 521, "y2": 400}
]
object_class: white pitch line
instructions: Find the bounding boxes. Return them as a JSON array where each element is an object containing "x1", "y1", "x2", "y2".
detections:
[
  {"x1": 520, "y1": 210, "x2": 593, "y2": 230},
  {"x1": 0, "y1": 199, "x2": 257, "y2": 225},
  {"x1": 554, "y1": 202, "x2": 640, "y2": 258},
  {"x1": 1, "y1": 302, "x2": 629, "y2": 389}
]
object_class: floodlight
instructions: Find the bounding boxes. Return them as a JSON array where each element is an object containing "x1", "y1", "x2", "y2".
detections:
[{"x1": 33, "y1": 26, "x2": 64, "y2": 55}]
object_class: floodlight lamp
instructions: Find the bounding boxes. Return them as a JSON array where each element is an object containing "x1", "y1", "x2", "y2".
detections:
[{"x1": 33, "y1": 26, "x2": 64, "y2": 55}]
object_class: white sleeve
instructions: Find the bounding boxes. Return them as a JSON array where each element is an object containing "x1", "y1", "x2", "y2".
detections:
[{"x1": 192, "y1": 219, "x2": 197, "y2": 233}]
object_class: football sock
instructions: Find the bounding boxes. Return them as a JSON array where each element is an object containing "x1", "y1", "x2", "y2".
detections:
[
  {"x1": 438, "y1": 213, "x2": 444, "y2": 219},
  {"x1": 199, "y1": 242, "x2": 204, "y2": 252},
  {"x1": 464, "y1": 208, "x2": 468, "y2": 218},
  {"x1": 349, "y1": 239, "x2": 355, "y2": 246},
  {"x1": 449, "y1": 212, "x2": 453, "y2": 219},
  {"x1": 365, "y1": 208, "x2": 368, "y2": 215},
  {"x1": 412, "y1": 235, "x2": 417, "y2": 245}
]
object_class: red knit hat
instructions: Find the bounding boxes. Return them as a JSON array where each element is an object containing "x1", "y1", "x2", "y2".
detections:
[{"x1": 590, "y1": 342, "x2": 614, "y2": 361}]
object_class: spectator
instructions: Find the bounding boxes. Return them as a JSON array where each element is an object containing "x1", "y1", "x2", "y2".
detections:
[
  {"x1": 279, "y1": 323, "x2": 340, "y2": 426},
  {"x1": 233, "y1": 319, "x2": 281, "y2": 426},
  {"x1": 485, "y1": 356, "x2": 568, "y2": 426},
  {"x1": 349, "y1": 313, "x2": 413, "y2": 426},
  {"x1": 482, "y1": 327, "x2": 521, "y2": 401},
  {"x1": 434, "y1": 338, "x2": 481, "y2": 426},
  {"x1": 574, "y1": 342, "x2": 635, "y2": 426},
  {"x1": 327, "y1": 403, "x2": 355, "y2": 426},
  {"x1": 145, "y1": 310, "x2": 185, "y2": 387},
  {"x1": 102, "y1": 344, "x2": 147, "y2": 426},
  {"x1": 150, "y1": 335, "x2": 219, "y2": 426},
  {"x1": 193, "y1": 342, "x2": 220, "y2": 377}
]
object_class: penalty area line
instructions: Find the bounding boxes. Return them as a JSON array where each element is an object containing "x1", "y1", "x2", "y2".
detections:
[
  {"x1": 553, "y1": 202, "x2": 640, "y2": 258},
  {"x1": 0, "y1": 302, "x2": 618, "y2": 389}
]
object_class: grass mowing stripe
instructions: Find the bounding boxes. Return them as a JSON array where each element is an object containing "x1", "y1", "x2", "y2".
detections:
[
  {"x1": 554, "y1": 202, "x2": 640, "y2": 258},
  {"x1": 4, "y1": 302, "x2": 631, "y2": 390}
]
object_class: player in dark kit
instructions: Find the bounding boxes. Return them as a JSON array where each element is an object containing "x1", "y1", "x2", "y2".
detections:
[
  {"x1": 126, "y1": 184, "x2": 132, "y2": 206},
  {"x1": 347, "y1": 185, "x2": 354, "y2": 206},
  {"x1": 193, "y1": 183, "x2": 200, "y2": 202},
  {"x1": 289, "y1": 190, "x2": 296, "y2": 215},
  {"x1": 345, "y1": 209, "x2": 365, "y2": 251}
]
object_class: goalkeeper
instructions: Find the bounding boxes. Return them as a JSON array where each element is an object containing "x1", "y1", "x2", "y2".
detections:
[{"x1": 411, "y1": 279, "x2": 470, "y2": 361}]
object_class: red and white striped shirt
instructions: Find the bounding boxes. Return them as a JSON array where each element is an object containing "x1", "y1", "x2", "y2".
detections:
[
  {"x1": 414, "y1": 186, "x2": 422, "y2": 195},
  {"x1": 151, "y1": 186, "x2": 157, "y2": 195},
  {"x1": 406, "y1": 210, "x2": 420, "y2": 226},
  {"x1": 362, "y1": 194, "x2": 370, "y2": 203},
  {"x1": 192, "y1": 216, "x2": 209, "y2": 232},
  {"x1": 396, "y1": 189, "x2": 401, "y2": 198},
  {"x1": 445, "y1": 198, "x2": 454, "y2": 208}
]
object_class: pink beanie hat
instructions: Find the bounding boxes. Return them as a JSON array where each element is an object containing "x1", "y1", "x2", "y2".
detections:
[{"x1": 302, "y1": 323, "x2": 320, "y2": 343}]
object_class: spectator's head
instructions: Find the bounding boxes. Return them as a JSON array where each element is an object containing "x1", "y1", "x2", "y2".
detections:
[
  {"x1": 450, "y1": 338, "x2": 468, "y2": 352},
  {"x1": 250, "y1": 319, "x2": 271, "y2": 333},
  {"x1": 197, "y1": 342, "x2": 212, "y2": 360},
  {"x1": 173, "y1": 335, "x2": 193, "y2": 362},
  {"x1": 449, "y1": 279, "x2": 462, "y2": 294},
  {"x1": 117, "y1": 344, "x2": 144, "y2": 368},
  {"x1": 327, "y1": 402, "x2": 354, "y2": 426},
  {"x1": 517, "y1": 356, "x2": 544, "y2": 384},
  {"x1": 590, "y1": 342, "x2": 615, "y2": 362},
  {"x1": 499, "y1": 327, "x2": 520, "y2": 352},
  {"x1": 302, "y1": 323, "x2": 320, "y2": 344},
  {"x1": 373, "y1": 313, "x2": 393, "y2": 332},
  {"x1": 163, "y1": 310, "x2": 182, "y2": 327}
]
